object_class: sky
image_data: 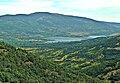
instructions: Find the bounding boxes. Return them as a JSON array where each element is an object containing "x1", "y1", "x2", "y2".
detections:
[{"x1": 0, "y1": 0, "x2": 120, "y2": 22}]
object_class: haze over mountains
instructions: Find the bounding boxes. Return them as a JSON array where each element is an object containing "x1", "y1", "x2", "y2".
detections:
[
  {"x1": 0, "y1": 12, "x2": 120, "y2": 36},
  {"x1": 0, "y1": 12, "x2": 120, "y2": 46}
]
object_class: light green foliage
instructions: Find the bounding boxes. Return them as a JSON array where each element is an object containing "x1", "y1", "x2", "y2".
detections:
[{"x1": 33, "y1": 35, "x2": 120, "y2": 82}]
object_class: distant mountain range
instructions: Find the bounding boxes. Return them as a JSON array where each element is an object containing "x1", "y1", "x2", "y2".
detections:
[
  {"x1": 0, "y1": 12, "x2": 120, "y2": 46},
  {"x1": 0, "y1": 12, "x2": 120, "y2": 36},
  {"x1": 0, "y1": 12, "x2": 120, "y2": 82}
]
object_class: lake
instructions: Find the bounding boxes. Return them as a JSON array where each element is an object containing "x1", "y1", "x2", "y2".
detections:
[{"x1": 46, "y1": 35, "x2": 106, "y2": 43}]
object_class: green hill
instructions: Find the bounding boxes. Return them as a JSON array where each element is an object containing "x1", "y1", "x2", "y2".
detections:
[
  {"x1": 0, "y1": 42, "x2": 106, "y2": 83},
  {"x1": 32, "y1": 35, "x2": 120, "y2": 82},
  {"x1": 0, "y1": 12, "x2": 120, "y2": 82},
  {"x1": 0, "y1": 12, "x2": 120, "y2": 46}
]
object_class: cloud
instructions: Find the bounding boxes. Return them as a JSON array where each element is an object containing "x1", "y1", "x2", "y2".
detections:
[
  {"x1": 0, "y1": 0, "x2": 58, "y2": 14},
  {"x1": 0, "y1": 0, "x2": 120, "y2": 22},
  {"x1": 0, "y1": 0, "x2": 120, "y2": 13},
  {"x1": 16, "y1": 0, "x2": 53, "y2": 7},
  {"x1": 59, "y1": 0, "x2": 120, "y2": 10}
]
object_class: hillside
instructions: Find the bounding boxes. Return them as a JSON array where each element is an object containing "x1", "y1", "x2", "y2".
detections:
[
  {"x1": 0, "y1": 42, "x2": 106, "y2": 83},
  {"x1": 31, "y1": 35, "x2": 120, "y2": 82},
  {"x1": 0, "y1": 12, "x2": 120, "y2": 46},
  {"x1": 0, "y1": 12, "x2": 120, "y2": 82}
]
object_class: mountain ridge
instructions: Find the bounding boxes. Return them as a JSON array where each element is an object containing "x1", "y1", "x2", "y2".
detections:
[
  {"x1": 0, "y1": 12, "x2": 120, "y2": 46},
  {"x1": 0, "y1": 12, "x2": 120, "y2": 23}
]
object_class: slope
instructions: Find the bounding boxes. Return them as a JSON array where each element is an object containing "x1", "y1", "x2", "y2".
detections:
[
  {"x1": 33, "y1": 35, "x2": 120, "y2": 82},
  {"x1": 0, "y1": 12, "x2": 120, "y2": 46},
  {"x1": 0, "y1": 42, "x2": 105, "y2": 83}
]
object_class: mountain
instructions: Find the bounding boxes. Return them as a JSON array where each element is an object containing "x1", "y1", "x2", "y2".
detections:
[
  {"x1": 32, "y1": 35, "x2": 120, "y2": 82},
  {"x1": 0, "y1": 12, "x2": 120, "y2": 83},
  {"x1": 0, "y1": 12, "x2": 120, "y2": 46},
  {"x1": 0, "y1": 42, "x2": 106, "y2": 83}
]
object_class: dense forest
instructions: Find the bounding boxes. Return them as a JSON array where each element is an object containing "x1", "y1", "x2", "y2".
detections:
[
  {"x1": 25, "y1": 35, "x2": 120, "y2": 83},
  {"x1": 0, "y1": 12, "x2": 120, "y2": 82},
  {"x1": 0, "y1": 42, "x2": 107, "y2": 83}
]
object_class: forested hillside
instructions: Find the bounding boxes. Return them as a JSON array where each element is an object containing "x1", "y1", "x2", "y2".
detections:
[
  {"x1": 30, "y1": 35, "x2": 120, "y2": 82},
  {"x1": 0, "y1": 42, "x2": 106, "y2": 83},
  {"x1": 0, "y1": 12, "x2": 120, "y2": 46},
  {"x1": 0, "y1": 12, "x2": 120, "y2": 83}
]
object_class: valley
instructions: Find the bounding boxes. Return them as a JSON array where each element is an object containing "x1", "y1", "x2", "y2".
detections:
[
  {"x1": 0, "y1": 12, "x2": 120, "y2": 83},
  {"x1": 0, "y1": 12, "x2": 120, "y2": 47},
  {"x1": 27, "y1": 35, "x2": 120, "y2": 82}
]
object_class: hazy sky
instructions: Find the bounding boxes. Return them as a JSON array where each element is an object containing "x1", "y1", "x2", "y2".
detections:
[{"x1": 0, "y1": 0, "x2": 120, "y2": 22}]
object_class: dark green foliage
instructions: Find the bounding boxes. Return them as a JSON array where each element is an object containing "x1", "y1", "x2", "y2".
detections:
[
  {"x1": 33, "y1": 35, "x2": 120, "y2": 82},
  {"x1": 0, "y1": 42, "x2": 105, "y2": 83},
  {"x1": 0, "y1": 12, "x2": 120, "y2": 83}
]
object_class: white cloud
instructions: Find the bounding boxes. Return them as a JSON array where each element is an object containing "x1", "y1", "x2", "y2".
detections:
[
  {"x1": 0, "y1": 0, "x2": 120, "y2": 22},
  {"x1": 15, "y1": 0, "x2": 53, "y2": 7},
  {"x1": 0, "y1": 0, "x2": 58, "y2": 15},
  {"x1": 59, "y1": 0, "x2": 120, "y2": 10},
  {"x1": 0, "y1": 0, "x2": 120, "y2": 14}
]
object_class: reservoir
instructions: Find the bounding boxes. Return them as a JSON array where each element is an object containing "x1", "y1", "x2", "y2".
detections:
[{"x1": 46, "y1": 35, "x2": 106, "y2": 43}]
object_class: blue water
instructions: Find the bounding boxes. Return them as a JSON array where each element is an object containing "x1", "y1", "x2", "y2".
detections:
[{"x1": 46, "y1": 35, "x2": 106, "y2": 43}]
